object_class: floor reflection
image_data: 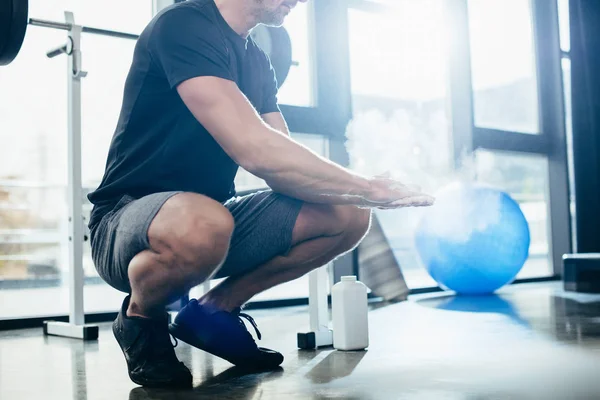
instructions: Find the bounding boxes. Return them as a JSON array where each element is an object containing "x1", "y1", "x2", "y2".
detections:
[
  {"x1": 415, "y1": 285, "x2": 600, "y2": 344},
  {"x1": 305, "y1": 350, "x2": 367, "y2": 384},
  {"x1": 417, "y1": 293, "x2": 529, "y2": 327},
  {"x1": 548, "y1": 294, "x2": 600, "y2": 341},
  {"x1": 129, "y1": 367, "x2": 284, "y2": 400}
]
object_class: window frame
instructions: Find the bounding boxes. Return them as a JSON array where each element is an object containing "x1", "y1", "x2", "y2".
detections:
[{"x1": 448, "y1": 0, "x2": 570, "y2": 277}]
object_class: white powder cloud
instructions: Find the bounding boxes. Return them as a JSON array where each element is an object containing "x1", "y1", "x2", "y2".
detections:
[
  {"x1": 418, "y1": 182, "x2": 503, "y2": 243},
  {"x1": 346, "y1": 108, "x2": 503, "y2": 244}
]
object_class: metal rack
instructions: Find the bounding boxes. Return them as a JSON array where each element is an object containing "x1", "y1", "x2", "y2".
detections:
[{"x1": 31, "y1": 12, "x2": 139, "y2": 340}]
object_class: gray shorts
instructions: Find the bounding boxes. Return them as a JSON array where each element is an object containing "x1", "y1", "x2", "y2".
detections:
[{"x1": 90, "y1": 190, "x2": 304, "y2": 293}]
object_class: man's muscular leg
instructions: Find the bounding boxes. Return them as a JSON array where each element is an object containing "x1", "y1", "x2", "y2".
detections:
[
  {"x1": 167, "y1": 201, "x2": 367, "y2": 370},
  {"x1": 199, "y1": 204, "x2": 372, "y2": 311},
  {"x1": 127, "y1": 193, "x2": 235, "y2": 318},
  {"x1": 106, "y1": 192, "x2": 234, "y2": 388}
]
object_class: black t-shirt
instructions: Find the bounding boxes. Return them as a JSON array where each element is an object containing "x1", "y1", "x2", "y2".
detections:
[{"x1": 87, "y1": 0, "x2": 279, "y2": 229}]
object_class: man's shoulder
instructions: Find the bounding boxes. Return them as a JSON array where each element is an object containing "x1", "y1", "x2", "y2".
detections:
[
  {"x1": 152, "y1": 0, "x2": 218, "y2": 30},
  {"x1": 161, "y1": 0, "x2": 214, "y2": 14},
  {"x1": 247, "y1": 37, "x2": 273, "y2": 69}
]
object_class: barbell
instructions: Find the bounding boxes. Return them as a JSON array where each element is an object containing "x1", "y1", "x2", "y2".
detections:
[{"x1": 0, "y1": 0, "x2": 293, "y2": 86}]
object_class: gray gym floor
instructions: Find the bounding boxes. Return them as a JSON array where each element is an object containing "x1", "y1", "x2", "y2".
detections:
[{"x1": 2, "y1": 282, "x2": 600, "y2": 400}]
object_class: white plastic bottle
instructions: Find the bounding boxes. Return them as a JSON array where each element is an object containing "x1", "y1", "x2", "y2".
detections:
[{"x1": 332, "y1": 275, "x2": 369, "y2": 351}]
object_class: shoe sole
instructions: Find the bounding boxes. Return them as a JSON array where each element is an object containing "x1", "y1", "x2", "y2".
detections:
[
  {"x1": 169, "y1": 322, "x2": 283, "y2": 370},
  {"x1": 112, "y1": 320, "x2": 191, "y2": 388}
]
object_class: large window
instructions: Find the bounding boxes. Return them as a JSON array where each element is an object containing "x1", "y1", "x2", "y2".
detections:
[
  {"x1": 0, "y1": 0, "x2": 153, "y2": 319},
  {"x1": 277, "y1": 1, "x2": 315, "y2": 107},
  {"x1": 1, "y1": 0, "x2": 571, "y2": 320},
  {"x1": 348, "y1": 3, "x2": 448, "y2": 102},
  {"x1": 464, "y1": 0, "x2": 566, "y2": 277},
  {"x1": 557, "y1": 0, "x2": 570, "y2": 52},
  {"x1": 347, "y1": 0, "x2": 454, "y2": 288},
  {"x1": 346, "y1": 0, "x2": 565, "y2": 288},
  {"x1": 468, "y1": 0, "x2": 540, "y2": 134},
  {"x1": 475, "y1": 150, "x2": 551, "y2": 278}
]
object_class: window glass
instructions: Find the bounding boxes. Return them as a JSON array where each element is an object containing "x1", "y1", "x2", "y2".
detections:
[
  {"x1": 0, "y1": 24, "x2": 71, "y2": 319},
  {"x1": 0, "y1": 1, "x2": 321, "y2": 319},
  {"x1": 277, "y1": 2, "x2": 315, "y2": 107},
  {"x1": 468, "y1": 0, "x2": 540, "y2": 134},
  {"x1": 562, "y1": 57, "x2": 576, "y2": 248},
  {"x1": 347, "y1": 1, "x2": 454, "y2": 288},
  {"x1": 557, "y1": 0, "x2": 570, "y2": 53},
  {"x1": 475, "y1": 150, "x2": 552, "y2": 278},
  {"x1": 348, "y1": 3, "x2": 448, "y2": 102}
]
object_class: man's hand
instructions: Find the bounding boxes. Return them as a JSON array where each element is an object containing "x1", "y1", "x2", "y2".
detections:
[{"x1": 360, "y1": 176, "x2": 435, "y2": 209}]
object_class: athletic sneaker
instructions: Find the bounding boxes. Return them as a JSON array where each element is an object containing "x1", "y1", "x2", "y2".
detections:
[
  {"x1": 169, "y1": 299, "x2": 283, "y2": 369},
  {"x1": 113, "y1": 296, "x2": 193, "y2": 388}
]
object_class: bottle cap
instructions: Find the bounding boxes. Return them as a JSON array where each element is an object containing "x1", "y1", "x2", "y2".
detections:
[{"x1": 341, "y1": 276, "x2": 357, "y2": 282}]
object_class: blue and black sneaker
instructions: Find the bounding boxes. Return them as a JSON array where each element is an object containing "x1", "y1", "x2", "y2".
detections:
[{"x1": 169, "y1": 299, "x2": 283, "y2": 370}]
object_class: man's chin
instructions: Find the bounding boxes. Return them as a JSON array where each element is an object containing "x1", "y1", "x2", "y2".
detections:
[
  {"x1": 261, "y1": 13, "x2": 287, "y2": 27},
  {"x1": 262, "y1": 21, "x2": 285, "y2": 28}
]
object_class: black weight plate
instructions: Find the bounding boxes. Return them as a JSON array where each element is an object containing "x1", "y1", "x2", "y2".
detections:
[
  {"x1": 266, "y1": 26, "x2": 292, "y2": 88},
  {"x1": 0, "y1": 0, "x2": 13, "y2": 57},
  {"x1": 0, "y1": 0, "x2": 28, "y2": 66}
]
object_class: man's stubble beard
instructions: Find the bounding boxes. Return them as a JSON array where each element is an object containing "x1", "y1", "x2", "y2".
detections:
[{"x1": 253, "y1": 0, "x2": 286, "y2": 27}]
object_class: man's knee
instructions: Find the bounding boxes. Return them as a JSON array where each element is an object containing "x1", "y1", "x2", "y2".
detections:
[
  {"x1": 336, "y1": 206, "x2": 371, "y2": 245},
  {"x1": 149, "y1": 193, "x2": 235, "y2": 270},
  {"x1": 175, "y1": 208, "x2": 234, "y2": 268},
  {"x1": 294, "y1": 203, "x2": 371, "y2": 244}
]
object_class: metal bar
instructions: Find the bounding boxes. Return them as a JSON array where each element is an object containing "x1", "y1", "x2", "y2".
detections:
[
  {"x1": 473, "y1": 127, "x2": 551, "y2": 154},
  {"x1": 29, "y1": 18, "x2": 139, "y2": 41},
  {"x1": 0, "y1": 180, "x2": 70, "y2": 188},
  {"x1": 532, "y1": 0, "x2": 572, "y2": 275},
  {"x1": 47, "y1": 44, "x2": 68, "y2": 59},
  {"x1": 447, "y1": 0, "x2": 475, "y2": 167},
  {"x1": 81, "y1": 26, "x2": 139, "y2": 41},
  {"x1": 65, "y1": 13, "x2": 85, "y2": 327},
  {"x1": 306, "y1": 0, "x2": 317, "y2": 107},
  {"x1": 29, "y1": 18, "x2": 70, "y2": 31},
  {"x1": 1, "y1": 313, "x2": 117, "y2": 332},
  {"x1": 308, "y1": 266, "x2": 331, "y2": 333}
]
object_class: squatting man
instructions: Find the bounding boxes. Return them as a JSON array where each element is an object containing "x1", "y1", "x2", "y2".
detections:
[{"x1": 88, "y1": 0, "x2": 434, "y2": 387}]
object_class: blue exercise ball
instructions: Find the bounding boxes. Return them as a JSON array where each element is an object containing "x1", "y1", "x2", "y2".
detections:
[{"x1": 414, "y1": 182, "x2": 530, "y2": 294}]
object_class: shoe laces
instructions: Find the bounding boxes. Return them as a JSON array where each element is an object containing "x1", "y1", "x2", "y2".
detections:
[
  {"x1": 146, "y1": 327, "x2": 189, "y2": 372},
  {"x1": 233, "y1": 308, "x2": 262, "y2": 340}
]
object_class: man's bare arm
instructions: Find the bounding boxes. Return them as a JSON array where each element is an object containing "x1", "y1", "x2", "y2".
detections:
[
  {"x1": 262, "y1": 112, "x2": 290, "y2": 136},
  {"x1": 177, "y1": 76, "x2": 433, "y2": 207}
]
